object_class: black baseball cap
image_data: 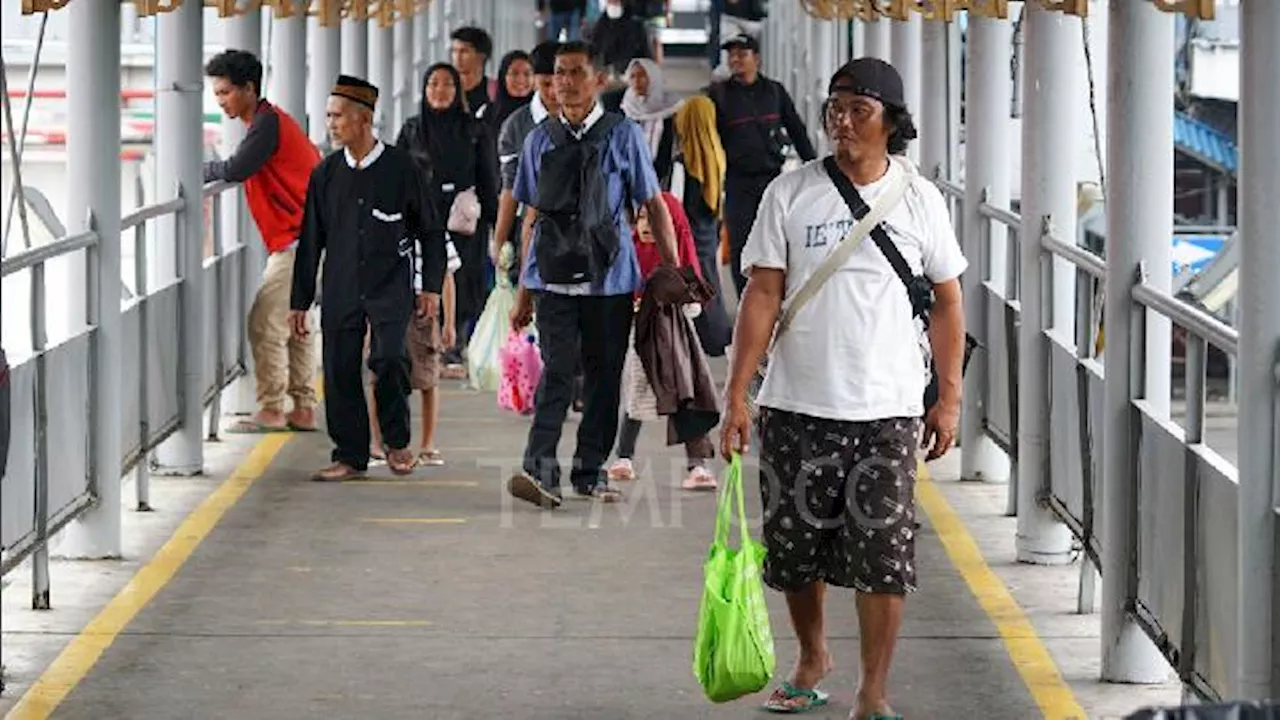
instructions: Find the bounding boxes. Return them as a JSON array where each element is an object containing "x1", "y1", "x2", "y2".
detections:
[
  {"x1": 827, "y1": 57, "x2": 906, "y2": 109},
  {"x1": 720, "y1": 33, "x2": 759, "y2": 52}
]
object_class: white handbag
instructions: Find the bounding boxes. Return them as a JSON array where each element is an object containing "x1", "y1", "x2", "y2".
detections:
[{"x1": 447, "y1": 186, "x2": 481, "y2": 236}]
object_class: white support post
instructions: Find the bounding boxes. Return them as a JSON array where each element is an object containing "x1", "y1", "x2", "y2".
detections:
[
  {"x1": 271, "y1": 11, "x2": 307, "y2": 127},
  {"x1": 369, "y1": 19, "x2": 395, "y2": 138},
  {"x1": 919, "y1": 18, "x2": 948, "y2": 180},
  {"x1": 152, "y1": 0, "x2": 207, "y2": 477},
  {"x1": 864, "y1": 17, "x2": 890, "y2": 61},
  {"x1": 961, "y1": 15, "x2": 1013, "y2": 486},
  {"x1": 393, "y1": 15, "x2": 413, "y2": 133},
  {"x1": 812, "y1": 18, "x2": 834, "y2": 156},
  {"x1": 224, "y1": 9, "x2": 265, "y2": 418},
  {"x1": 307, "y1": 13, "x2": 342, "y2": 148},
  {"x1": 415, "y1": 6, "x2": 431, "y2": 76},
  {"x1": 1014, "y1": 2, "x2": 1075, "y2": 565},
  {"x1": 945, "y1": 18, "x2": 963, "y2": 179},
  {"x1": 851, "y1": 19, "x2": 866, "y2": 59},
  {"x1": 1235, "y1": 0, "x2": 1280, "y2": 700},
  {"x1": 59, "y1": 0, "x2": 123, "y2": 559},
  {"x1": 1100, "y1": 0, "x2": 1175, "y2": 684},
  {"x1": 342, "y1": 14, "x2": 369, "y2": 78},
  {"x1": 890, "y1": 14, "x2": 922, "y2": 164}
]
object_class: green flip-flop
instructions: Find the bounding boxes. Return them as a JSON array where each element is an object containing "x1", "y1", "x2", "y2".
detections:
[{"x1": 762, "y1": 682, "x2": 830, "y2": 714}]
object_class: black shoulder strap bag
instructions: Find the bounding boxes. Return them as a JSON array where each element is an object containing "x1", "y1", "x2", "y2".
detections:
[{"x1": 821, "y1": 157, "x2": 979, "y2": 414}]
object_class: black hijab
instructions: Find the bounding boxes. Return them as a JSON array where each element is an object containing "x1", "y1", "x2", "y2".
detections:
[
  {"x1": 415, "y1": 63, "x2": 475, "y2": 189},
  {"x1": 493, "y1": 50, "x2": 533, "y2": 127}
]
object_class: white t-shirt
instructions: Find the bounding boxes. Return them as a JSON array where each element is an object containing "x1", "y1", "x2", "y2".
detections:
[{"x1": 740, "y1": 157, "x2": 968, "y2": 423}]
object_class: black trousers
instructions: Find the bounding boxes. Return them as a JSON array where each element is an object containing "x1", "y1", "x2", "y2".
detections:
[
  {"x1": 724, "y1": 171, "x2": 778, "y2": 296},
  {"x1": 452, "y1": 228, "x2": 489, "y2": 352},
  {"x1": 523, "y1": 292, "x2": 633, "y2": 492},
  {"x1": 323, "y1": 312, "x2": 411, "y2": 471},
  {"x1": 684, "y1": 179, "x2": 732, "y2": 356}
]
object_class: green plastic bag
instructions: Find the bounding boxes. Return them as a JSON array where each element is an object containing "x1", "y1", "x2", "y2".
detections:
[{"x1": 693, "y1": 453, "x2": 776, "y2": 703}]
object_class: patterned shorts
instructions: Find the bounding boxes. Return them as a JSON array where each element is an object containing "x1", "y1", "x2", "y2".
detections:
[
  {"x1": 404, "y1": 315, "x2": 442, "y2": 391},
  {"x1": 756, "y1": 408, "x2": 922, "y2": 595}
]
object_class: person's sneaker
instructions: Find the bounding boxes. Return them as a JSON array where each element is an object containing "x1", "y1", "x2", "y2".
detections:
[
  {"x1": 607, "y1": 458, "x2": 636, "y2": 481},
  {"x1": 682, "y1": 465, "x2": 717, "y2": 492},
  {"x1": 508, "y1": 473, "x2": 562, "y2": 509}
]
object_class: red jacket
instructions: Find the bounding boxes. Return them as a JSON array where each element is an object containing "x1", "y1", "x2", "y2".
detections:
[
  {"x1": 243, "y1": 103, "x2": 319, "y2": 254},
  {"x1": 634, "y1": 191, "x2": 702, "y2": 299}
]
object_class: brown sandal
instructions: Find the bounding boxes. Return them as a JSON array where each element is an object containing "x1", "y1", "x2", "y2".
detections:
[
  {"x1": 312, "y1": 462, "x2": 361, "y2": 482},
  {"x1": 387, "y1": 448, "x2": 416, "y2": 476},
  {"x1": 416, "y1": 449, "x2": 444, "y2": 467}
]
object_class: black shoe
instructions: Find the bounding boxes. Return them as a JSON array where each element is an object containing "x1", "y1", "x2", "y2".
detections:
[{"x1": 508, "y1": 473, "x2": 562, "y2": 509}]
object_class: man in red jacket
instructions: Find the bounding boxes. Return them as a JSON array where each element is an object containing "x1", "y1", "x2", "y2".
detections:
[{"x1": 205, "y1": 49, "x2": 322, "y2": 433}]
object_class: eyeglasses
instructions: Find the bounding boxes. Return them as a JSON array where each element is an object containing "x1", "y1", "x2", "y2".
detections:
[{"x1": 823, "y1": 99, "x2": 878, "y2": 123}]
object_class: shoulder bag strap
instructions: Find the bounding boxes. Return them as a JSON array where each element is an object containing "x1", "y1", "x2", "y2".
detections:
[
  {"x1": 823, "y1": 156, "x2": 919, "y2": 299},
  {"x1": 773, "y1": 157, "x2": 911, "y2": 336}
]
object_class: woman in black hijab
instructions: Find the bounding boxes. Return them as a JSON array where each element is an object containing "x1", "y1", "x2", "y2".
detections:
[
  {"x1": 492, "y1": 50, "x2": 534, "y2": 128},
  {"x1": 396, "y1": 62, "x2": 499, "y2": 376}
]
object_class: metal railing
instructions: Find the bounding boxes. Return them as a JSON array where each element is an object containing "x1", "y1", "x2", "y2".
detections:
[
  {"x1": 0, "y1": 180, "x2": 249, "y2": 608},
  {"x1": 941, "y1": 169, "x2": 1261, "y2": 701}
]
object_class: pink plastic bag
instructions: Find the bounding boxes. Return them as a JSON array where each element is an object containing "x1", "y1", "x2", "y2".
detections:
[{"x1": 498, "y1": 331, "x2": 541, "y2": 415}]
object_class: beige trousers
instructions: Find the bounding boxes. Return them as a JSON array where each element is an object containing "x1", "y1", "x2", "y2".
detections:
[{"x1": 249, "y1": 248, "x2": 317, "y2": 412}]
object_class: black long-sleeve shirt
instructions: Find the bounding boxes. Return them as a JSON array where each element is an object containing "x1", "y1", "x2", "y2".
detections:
[
  {"x1": 204, "y1": 101, "x2": 278, "y2": 183},
  {"x1": 291, "y1": 142, "x2": 447, "y2": 330},
  {"x1": 394, "y1": 115, "x2": 500, "y2": 227},
  {"x1": 707, "y1": 75, "x2": 817, "y2": 177}
]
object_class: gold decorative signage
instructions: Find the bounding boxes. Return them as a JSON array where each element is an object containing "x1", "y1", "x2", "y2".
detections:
[{"x1": 1151, "y1": 0, "x2": 1214, "y2": 19}]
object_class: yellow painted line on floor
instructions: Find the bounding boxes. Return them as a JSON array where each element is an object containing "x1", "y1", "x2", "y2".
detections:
[
  {"x1": 915, "y1": 462, "x2": 1087, "y2": 720},
  {"x1": 5, "y1": 433, "x2": 296, "y2": 720},
  {"x1": 359, "y1": 517, "x2": 468, "y2": 525},
  {"x1": 342, "y1": 479, "x2": 480, "y2": 487}
]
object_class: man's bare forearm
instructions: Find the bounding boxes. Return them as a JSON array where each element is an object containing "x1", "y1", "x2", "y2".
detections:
[
  {"x1": 726, "y1": 275, "x2": 784, "y2": 402},
  {"x1": 516, "y1": 209, "x2": 537, "y2": 292},
  {"x1": 645, "y1": 195, "x2": 679, "y2": 267},
  {"x1": 492, "y1": 190, "x2": 518, "y2": 258},
  {"x1": 928, "y1": 293, "x2": 965, "y2": 409}
]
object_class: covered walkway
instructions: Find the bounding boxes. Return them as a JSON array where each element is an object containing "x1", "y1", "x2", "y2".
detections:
[{"x1": 2, "y1": 1, "x2": 1279, "y2": 717}]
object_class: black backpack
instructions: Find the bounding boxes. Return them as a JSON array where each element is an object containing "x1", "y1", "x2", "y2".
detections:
[{"x1": 533, "y1": 112, "x2": 626, "y2": 285}]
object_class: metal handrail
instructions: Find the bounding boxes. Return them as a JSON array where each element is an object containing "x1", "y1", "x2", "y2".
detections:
[
  {"x1": 202, "y1": 180, "x2": 236, "y2": 197},
  {"x1": 1132, "y1": 275, "x2": 1239, "y2": 357},
  {"x1": 120, "y1": 197, "x2": 184, "y2": 231},
  {"x1": 978, "y1": 201, "x2": 1022, "y2": 229},
  {"x1": 935, "y1": 177, "x2": 965, "y2": 200},
  {"x1": 1042, "y1": 231, "x2": 1106, "y2": 280},
  {"x1": 0, "y1": 230, "x2": 97, "y2": 278}
]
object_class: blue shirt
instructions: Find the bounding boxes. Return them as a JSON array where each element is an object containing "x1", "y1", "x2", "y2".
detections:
[{"x1": 512, "y1": 106, "x2": 661, "y2": 296}]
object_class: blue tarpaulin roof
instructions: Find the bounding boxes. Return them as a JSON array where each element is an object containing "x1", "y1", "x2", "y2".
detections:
[{"x1": 1174, "y1": 111, "x2": 1238, "y2": 175}]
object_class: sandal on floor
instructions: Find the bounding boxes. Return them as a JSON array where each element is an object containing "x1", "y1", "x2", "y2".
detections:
[
  {"x1": 763, "y1": 682, "x2": 830, "y2": 714},
  {"x1": 852, "y1": 713, "x2": 903, "y2": 720},
  {"x1": 227, "y1": 418, "x2": 289, "y2": 434},
  {"x1": 387, "y1": 449, "x2": 416, "y2": 475},
  {"x1": 416, "y1": 449, "x2": 444, "y2": 466},
  {"x1": 591, "y1": 483, "x2": 623, "y2": 503}
]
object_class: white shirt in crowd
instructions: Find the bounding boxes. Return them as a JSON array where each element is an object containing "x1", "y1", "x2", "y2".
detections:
[{"x1": 740, "y1": 157, "x2": 968, "y2": 423}]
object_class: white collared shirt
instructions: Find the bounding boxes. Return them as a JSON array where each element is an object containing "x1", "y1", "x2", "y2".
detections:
[
  {"x1": 558, "y1": 102, "x2": 604, "y2": 141},
  {"x1": 343, "y1": 139, "x2": 386, "y2": 170},
  {"x1": 530, "y1": 92, "x2": 549, "y2": 125}
]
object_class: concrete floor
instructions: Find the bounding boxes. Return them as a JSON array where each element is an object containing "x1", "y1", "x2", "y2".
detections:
[{"x1": 32, "y1": 381, "x2": 1047, "y2": 720}]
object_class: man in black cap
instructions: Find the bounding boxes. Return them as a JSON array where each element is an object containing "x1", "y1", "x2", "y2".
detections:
[
  {"x1": 720, "y1": 58, "x2": 967, "y2": 717},
  {"x1": 706, "y1": 33, "x2": 816, "y2": 297},
  {"x1": 290, "y1": 74, "x2": 449, "y2": 481}
]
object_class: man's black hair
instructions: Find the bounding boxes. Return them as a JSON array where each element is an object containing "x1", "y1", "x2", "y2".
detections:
[
  {"x1": 554, "y1": 40, "x2": 602, "y2": 70},
  {"x1": 529, "y1": 40, "x2": 560, "y2": 75},
  {"x1": 204, "y1": 49, "x2": 263, "y2": 96},
  {"x1": 450, "y1": 26, "x2": 493, "y2": 59},
  {"x1": 884, "y1": 106, "x2": 918, "y2": 156}
]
